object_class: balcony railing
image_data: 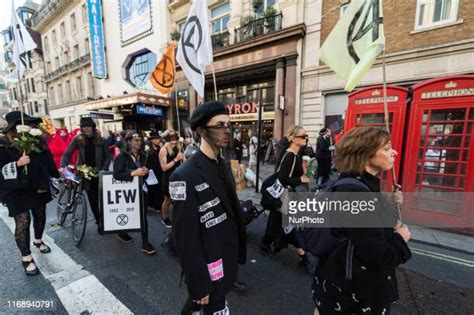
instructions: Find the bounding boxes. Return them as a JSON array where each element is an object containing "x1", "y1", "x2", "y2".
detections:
[
  {"x1": 45, "y1": 54, "x2": 90, "y2": 81},
  {"x1": 234, "y1": 12, "x2": 283, "y2": 44},
  {"x1": 211, "y1": 31, "x2": 230, "y2": 49}
]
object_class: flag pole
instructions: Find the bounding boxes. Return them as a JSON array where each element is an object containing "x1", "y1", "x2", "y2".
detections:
[
  {"x1": 17, "y1": 72, "x2": 25, "y2": 125},
  {"x1": 211, "y1": 63, "x2": 218, "y2": 101},
  {"x1": 174, "y1": 85, "x2": 181, "y2": 134},
  {"x1": 382, "y1": 51, "x2": 401, "y2": 221}
]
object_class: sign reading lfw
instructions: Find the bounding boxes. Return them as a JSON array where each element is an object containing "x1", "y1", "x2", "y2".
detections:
[
  {"x1": 99, "y1": 172, "x2": 142, "y2": 233},
  {"x1": 86, "y1": 0, "x2": 107, "y2": 79}
]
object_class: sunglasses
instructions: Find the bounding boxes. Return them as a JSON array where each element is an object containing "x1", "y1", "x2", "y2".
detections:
[
  {"x1": 294, "y1": 134, "x2": 308, "y2": 139},
  {"x1": 205, "y1": 123, "x2": 231, "y2": 131}
]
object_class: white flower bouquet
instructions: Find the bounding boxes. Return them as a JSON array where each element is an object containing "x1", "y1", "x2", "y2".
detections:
[{"x1": 12, "y1": 125, "x2": 44, "y2": 174}]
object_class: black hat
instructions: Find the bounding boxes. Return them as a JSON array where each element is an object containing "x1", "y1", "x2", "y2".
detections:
[
  {"x1": 125, "y1": 130, "x2": 142, "y2": 141},
  {"x1": 319, "y1": 128, "x2": 329, "y2": 136},
  {"x1": 2, "y1": 111, "x2": 42, "y2": 134},
  {"x1": 149, "y1": 130, "x2": 161, "y2": 139},
  {"x1": 79, "y1": 117, "x2": 96, "y2": 128},
  {"x1": 190, "y1": 101, "x2": 228, "y2": 131}
]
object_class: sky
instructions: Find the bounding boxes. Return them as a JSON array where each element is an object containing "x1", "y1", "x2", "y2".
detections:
[{"x1": 0, "y1": 0, "x2": 42, "y2": 53}]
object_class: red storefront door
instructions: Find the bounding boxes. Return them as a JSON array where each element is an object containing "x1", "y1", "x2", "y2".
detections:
[
  {"x1": 345, "y1": 86, "x2": 408, "y2": 192},
  {"x1": 402, "y1": 76, "x2": 474, "y2": 229}
]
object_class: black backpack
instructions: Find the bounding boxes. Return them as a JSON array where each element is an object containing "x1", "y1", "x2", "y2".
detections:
[{"x1": 299, "y1": 177, "x2": 370, "y2": 257}]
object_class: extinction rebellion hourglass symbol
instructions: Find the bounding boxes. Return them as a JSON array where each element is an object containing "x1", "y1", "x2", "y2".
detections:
[{"x1": 116, "y1": 214, "x2": 129, "y2": 226}]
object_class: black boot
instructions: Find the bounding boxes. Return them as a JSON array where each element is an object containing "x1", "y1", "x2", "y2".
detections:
[{"x1": 299, "y1": 253, "x2": 315, "y2": 275}]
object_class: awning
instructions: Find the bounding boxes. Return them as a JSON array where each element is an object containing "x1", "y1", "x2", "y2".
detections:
[{"x1": 85, "y1": 92, "x2": 172, "y2": 111}]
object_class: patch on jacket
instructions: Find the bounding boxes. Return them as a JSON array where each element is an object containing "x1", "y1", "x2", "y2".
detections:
[
  {"x1": 198, "y1": 197, "x2": 220, "y2": 212},
  {"x1": 169, "y1": 181, "x2": 186, "y2": 200},
  {"x1": 205, "y1": 212, "x2": 227, "y2": 228},
  {"x1": 194, "y1": 182, "x2": 209, "y2": 192},
  {"x1": 200, "y1": 211, "x2": 214, "y2": 223},
  {"x1": 1, "y1": 162, "x2": 17, "y2": 180},
  {"x1": 207, "y1": 258, "x2": 224, "y2": 281},
  {"x1": 266, "y1": 179, "x2": 284, "y2": 198}
]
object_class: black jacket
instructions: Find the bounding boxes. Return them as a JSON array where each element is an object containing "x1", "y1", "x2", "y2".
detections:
[
  {"x1": 144, "y1": 146, "x2": 163, "y2": 180},
  {"x1": 317, "y1": 172, "x2": 411, "y2": 305},
  {"x1": 277, "y1": 150, "x2": 303, "y2": 189},
  {"x1": 113, "y1": 151, "x2": 148, "y2": 182},
  {"x1": 0, "y1": 145, "x2": 59, "y2": 216},
  {"x1": 61, "y1": 133, "x2": 111, "y2": 170},
  {"x1": 171, "y1": 150, "x2": 247, "y2": 300},
  {"x1": 315, "y1": 136, "x2": 331, "y2": 160},
  {"x1": 233, "y1": 138, "x2": 242, "y2": 154}
]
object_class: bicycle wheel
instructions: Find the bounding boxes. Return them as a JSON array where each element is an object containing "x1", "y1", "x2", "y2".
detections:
[
  {"x1": 71, "y1": 192, "x2": 88, "y2": 246},
  {"x1": 56, "y1": 187, "x2": 71, "y2": 225}
]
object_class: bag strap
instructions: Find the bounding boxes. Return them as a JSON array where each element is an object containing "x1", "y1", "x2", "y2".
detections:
[
  {"x1": 288, "y1": 154, "x2": 296, "y2": 178},
  {"x1": 276, "y1": 151, "x2": 290, "y2": 173}
]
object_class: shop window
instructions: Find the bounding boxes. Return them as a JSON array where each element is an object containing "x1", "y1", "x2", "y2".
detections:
[
  {"x1": 211, "y1": 3, "x2": 230, "y2": 34},
  {"x1": 60, "y1": 22, "x2": 66, "y2": 39},
  {"x1": 415, "y1": 0, "x2": 460, "y2": 29}
]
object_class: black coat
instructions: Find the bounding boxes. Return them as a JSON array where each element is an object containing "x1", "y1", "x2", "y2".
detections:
[
  {"x1": 317, "y1": 172, "x2": 411, "y2": 305},
  {"x1": 171, "y1": 150, "x2": 246, "y2": 301},
  {"x1": 315, "y1": 136, "x2": 331, "y2": 160},
  {"x1": 61, "y1": 133, "x2": 111, "y2": 170},
  {"x1": 113, "y1": 151, "x2": 148, "y2": 182},
  {"x1": 0, "y1": 145, "x2": 59, "y2": 216}
]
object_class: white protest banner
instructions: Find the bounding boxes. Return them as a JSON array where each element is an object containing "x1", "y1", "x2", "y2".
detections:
[{"x1": 99, "y1": 172, "x2": 143, "y2": 233}]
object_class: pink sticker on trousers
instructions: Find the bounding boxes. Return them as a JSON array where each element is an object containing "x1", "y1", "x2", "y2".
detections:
[{"x1": 207, "y1": 259, "x2": 224, "y2": 281}]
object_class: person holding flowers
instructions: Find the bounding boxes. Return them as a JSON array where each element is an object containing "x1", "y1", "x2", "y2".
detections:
[
  {"x1": 0, "y1": 111, "x2": 59, "y2": 276},
  {"x1": 113, "y1": 131, "x2": 156, "y2": 255}
]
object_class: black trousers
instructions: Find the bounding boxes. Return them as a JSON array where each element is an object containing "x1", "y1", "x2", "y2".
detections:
[
  {"x1": 181, "y1": 295, "x2": 227, "y2": 315},
  {"x1": 85, "y1": 178, "x2": 100, "y2": 225},
  {"x1": 118, "y1": 194, "x2": 149, "y2": 243}
]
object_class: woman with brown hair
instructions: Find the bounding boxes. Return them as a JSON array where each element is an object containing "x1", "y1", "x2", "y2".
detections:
[
  {"x1": 0, "y1": 112, "x2": 59, "y2": 276},
  {"x1": 159, "y1": 129, "x2": 185, "y2": 228},
  {"x1": 260, "y1": 125, "x2": 313, "y2": 272},
  {"x1": 312, "y1": 126, "x2": 411, "y2": 314}
]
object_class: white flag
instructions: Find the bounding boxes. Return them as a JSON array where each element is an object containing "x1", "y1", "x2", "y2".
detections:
[
  {"x1": 176, "y1": 0, "x2": 213, "y2": 97},
  {"x1": 319, "y1": 0, "x2": 384, "y2": 92},
  {"x1": 4, "y1": 0, "x2": 37, "y2": 82}
]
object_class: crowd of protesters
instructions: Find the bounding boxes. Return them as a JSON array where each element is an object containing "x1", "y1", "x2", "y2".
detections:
[{"x1": 0, "y1": 108, "x2": 411, "y2": 314}]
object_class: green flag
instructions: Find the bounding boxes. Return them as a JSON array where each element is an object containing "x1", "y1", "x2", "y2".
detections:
[{"x1": 319, "y1": 0, "x2": 385, "y2": 92}]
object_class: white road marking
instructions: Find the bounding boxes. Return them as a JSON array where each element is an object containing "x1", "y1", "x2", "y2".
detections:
[
  {"x1": 0, "y1": 206, "x2": 132, "y2": 314},
  {"x1": 411, "y1": 246, "x2": 474, "y2": 268}
]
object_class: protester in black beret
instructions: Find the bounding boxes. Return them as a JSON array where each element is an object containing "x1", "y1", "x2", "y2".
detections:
[
  {"x1": 316, "y1": 127, "x2": 333, "y2": 185},
  {"x1": 171, "y1": 101, "x2": 246, "y2": 314}
]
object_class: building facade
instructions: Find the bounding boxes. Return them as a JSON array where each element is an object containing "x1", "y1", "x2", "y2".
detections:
[
  {"x1": 32, "y1": 0, "x2": 99, "y2": 130},
  {"x1": 83, "y1": 0, "x2": 172, "y2": 133},
  {"x1": 305, "y1": 0, "x2": 474, "y2": 137},
  {"x1": 2, "y1": 0, "x2": 48, "y2": 117},
  {"x1": 170, "y1": 0, "x2": 306, "y2": 147}
]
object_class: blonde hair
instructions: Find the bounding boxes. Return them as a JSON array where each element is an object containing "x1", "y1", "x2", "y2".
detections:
[{"x1": 285, "y1": 125, "x2": 304, "y2": 143}]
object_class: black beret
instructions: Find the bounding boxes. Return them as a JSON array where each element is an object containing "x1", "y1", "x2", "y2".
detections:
[
  {"x1": 190, "y1": 101, "x2": 228, "y2": 131},
  {"x1": 319, "y1": 127, "x2": 329, "y2": 136}
]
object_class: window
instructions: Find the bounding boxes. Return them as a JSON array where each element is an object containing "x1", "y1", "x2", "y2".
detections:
[
  {"x1": 84, "y1": 38, "x2": 90, "y2": 54},
  {"x1": 60, "y1": 22, "x2": 65, "y2": 39},
  {"x1": 124, "y1": 50, "x2": 157, "y2": 87},
  {"x1": 13, "y1": 87, "x2": 17, "y2": 101},
  {"x1": 73, "y1": 45, "x2": 79, "y2": 60},
  {"x1": 55, "y1": 56, "x2": 60, "y2": 69},
  {"x1": 76, "y1": 76, "x2": 83, "y2": 98},
  {"x1": 28, "y1": 102, "x2": 33, "y2": 115},
  {"x1": 31, "y1": 78, "x2": 35, "y2": 93},
  {"x1": 416, "y1": 0, "x2": 459, "y2": 28},
  {"x1": 211, "y1": 3, "x2": 230, "y2": 34},
  {"x1": 70, "y1": 13, "x2": 76, "y2": 32},
  {"x1": 178, "y1": 20, "x2": 186, "y2": 32},
  {"x1": 34, "y1": 101, "x2": 39, "y2": 113},
  {"x1": 44, "y1": 36, "x2": 49, "y2": 52},
  {"x1": 49, "y1": 87, "x2": 55, "y2": 107},
  {"x1": 64, "y1": 51, "x2": 69, "y2": 64},
  {"x1": 57, "y1": 84, "x2": 63, "y2": 104},
  {"x1": 65, "y1": 81, "x2": 71, "y2": 102},
  {"x1": 27, "y1": 52, "x2": 32, "y2": 69},
  {"x1": 256, "y1": 0, "x2": 276, "y2": 17},
  {"x1": 52, "y1": 29, "x2": 57, "y2": 43},
  {"x1": 82, "y1": 4, "x2": 87, "y2": 24},
  {"x1": 44, "y1": 100, "x2": 48, "y2": 115},
  {"x1": 88, "y1": 72, "x2": 96, "y2": 96},
  {"x1": 27, "y1": 79, "x2": 31, "y2": 93}
]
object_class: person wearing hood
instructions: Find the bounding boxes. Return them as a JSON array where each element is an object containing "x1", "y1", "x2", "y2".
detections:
[
  {"x1": 61, "y1": 117, "x2": 112, "y2": 233},
  {"x1": 0, "y1": 111, "x2": 59, "y2": 276},
  {"x1": 48, "y1": 128, "x2": 72, "y2": 169}
]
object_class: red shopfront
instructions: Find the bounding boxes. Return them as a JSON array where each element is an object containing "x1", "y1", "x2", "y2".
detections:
[
  {"x1": 402, "y1": 76, "x2": 474, "y2": 229},
  {"x1": 345, "y1": 86, "x2": 409, "y2": 192}
]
